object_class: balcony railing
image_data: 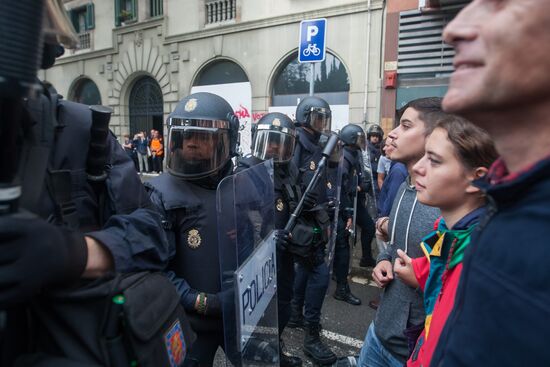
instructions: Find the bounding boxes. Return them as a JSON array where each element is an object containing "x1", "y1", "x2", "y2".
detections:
[
  {"x1": 206, "y1": 0, "x2": 236, "y2": 24},
  {"x1": 77, "y1": 32, "x2": 91, "y2": 49}
]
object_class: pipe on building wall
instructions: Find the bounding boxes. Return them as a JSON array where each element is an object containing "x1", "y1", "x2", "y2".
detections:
[{"x1": 362, "y1": 0, "x2": 372, "y2": 122}]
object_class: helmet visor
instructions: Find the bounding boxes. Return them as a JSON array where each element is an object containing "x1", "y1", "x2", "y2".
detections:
[
  {"x1": 252, "y1": 130, "x2": 295, "y2": 163},
  {"x1": 309, "y1": 107, "x2": 332, "y2": 135},
  {"x1": 167, "y1": 126, "x2": 230, "y2": 179}
]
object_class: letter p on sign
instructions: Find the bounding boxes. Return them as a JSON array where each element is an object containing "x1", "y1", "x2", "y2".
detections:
[{"x1": 307, "y1": 26, "x2": 318, "y2": 42}]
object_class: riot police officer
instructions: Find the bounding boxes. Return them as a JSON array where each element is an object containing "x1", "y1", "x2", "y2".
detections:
[
  {"x1": 1, "y1": 1, "x2": 181, "y2": 365},
  {"x1": 332, "y1": 124, "x2": 374, "y2": 305},
  {"x1": 365, "y1": 124, "x2": 384, "y2": 193},
  {"x1": 237, "y1": 112, "x2": 303, "y2": 366},
  {"x1": 146, "y1": 92, "x2": 240, "y2": 366},
  {"x1": 288, "y1": 96, "x2": 337, "y2": 365}
]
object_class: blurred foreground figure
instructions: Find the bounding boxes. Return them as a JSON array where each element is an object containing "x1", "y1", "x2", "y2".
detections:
[{"x1": 431, "y1": 1, "x2": 550, "y2": 366}]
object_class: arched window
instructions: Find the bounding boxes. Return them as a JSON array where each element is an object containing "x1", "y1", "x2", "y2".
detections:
[
  {"x1": 272, "y1": 51, "x2": 350, "y2": 106},
  {"x1": 191, "y1": 60, "x2": 253, "y2": 154},
  {"x1": 71, "y1": 78, "x2": 101, "y2": 105},
  {"x1": 129, "y1": 76, "x2": 163, "y2": 135},
  {"x1": 193, "y1": 60, "x2": 248, "y2": 86}
]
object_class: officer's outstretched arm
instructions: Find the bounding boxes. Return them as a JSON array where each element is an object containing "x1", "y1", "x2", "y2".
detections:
[{"x1": 81, "y1": 236, "x2": 114, "y2": 278}]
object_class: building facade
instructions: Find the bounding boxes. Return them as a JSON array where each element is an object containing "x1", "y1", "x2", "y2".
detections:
[
  {"x1": 43, "y1": 0, "x2": 386, "y2": 153},
  {"x1": 379, "y1": 0, "x2": 469, "y2": 132}
]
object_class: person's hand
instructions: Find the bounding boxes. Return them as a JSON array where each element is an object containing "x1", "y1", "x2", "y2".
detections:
[
  {"x1": 345, "y1": 218, "x2": 353, "y2": 231},
  {"x1": 302, "y1": 190, "x2": 318, "y2": 210},
  {"x1": 394, "y1": 249, "x2": 419, "y2": 288},
  {"x1": 274, "y1": 229, "x2": 291, "y2": 252},
  {"x1": 372, "y1": 260, "x2": 394, "y2": 288},
  {"x1": 0, "y1": 215, "x2": 88, "y2": 306},
  {"x1": 375, "y1": 217, "x2": 389, "y2": 242}
]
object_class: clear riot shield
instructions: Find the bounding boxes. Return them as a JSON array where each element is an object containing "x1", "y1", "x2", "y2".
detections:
[
  {"x1": 217, "y1": 160, "x2": 280, "y2": 366},
  {"x1": 325, "y1": 142, "x2": 344, "y2": 267}
]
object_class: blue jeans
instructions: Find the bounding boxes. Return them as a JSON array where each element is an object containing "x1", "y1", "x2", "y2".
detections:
[{"x1": 358, "y1": 323, "x2": 404, "y2": 367}]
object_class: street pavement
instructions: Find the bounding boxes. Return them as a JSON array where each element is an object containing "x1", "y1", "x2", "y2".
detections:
[{"x1": 213, "y1": 244, "x2": 381, "y2": 366}]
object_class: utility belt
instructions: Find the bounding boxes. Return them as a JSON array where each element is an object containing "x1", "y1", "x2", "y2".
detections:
[
  {"x1": 12, "y1": 272, "x2": 195, "y2": 367},
  {"x1": 289, "y1": 207, "x2": 331, "y2": 266}
]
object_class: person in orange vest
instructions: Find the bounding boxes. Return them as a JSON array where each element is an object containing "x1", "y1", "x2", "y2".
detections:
[{"x1": 150, "y1": 129, "x2": 164, "y2": 173}]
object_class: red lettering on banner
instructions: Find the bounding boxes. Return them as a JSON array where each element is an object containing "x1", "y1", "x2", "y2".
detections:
[
  {"x1": 234, "y1": 104, "x2": 250, "y2": 120},
  {"x1": 252, "y1": 112, "x2": 266, "y2": 122}
]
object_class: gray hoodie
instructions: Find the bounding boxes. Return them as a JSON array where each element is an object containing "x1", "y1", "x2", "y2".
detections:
[{"x1": 374, "y1": 179, "x2": 440, "y2": 362}]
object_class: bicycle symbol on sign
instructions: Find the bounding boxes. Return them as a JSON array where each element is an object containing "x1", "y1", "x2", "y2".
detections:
[{"x1": 302, "y1": 43, "x2": 321, "y2": 57}]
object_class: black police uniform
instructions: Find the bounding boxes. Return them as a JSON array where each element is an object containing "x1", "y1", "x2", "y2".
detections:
[
  {"x1": 144, "y1": 92, "x2": 241, "y2": 366},
  {"x1": 347, "y1": 148, "x2": 376, "y2": 267},
  {"x1": 1, "y1": 86, "x2": 175, "y2": 366},
  {"x1": 290, "y1": 127, "x2": 331, "y2": 321},
  {"x1": 146, "y1": 162, "x2": 232, "y2": 366}
]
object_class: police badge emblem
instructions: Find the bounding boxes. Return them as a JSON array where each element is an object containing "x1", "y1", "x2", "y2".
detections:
[
  {"x1": 184, "y1": 98, "x2": 198, "y2": 112},
  {"x1": 327, "y1": 181, "x2": 332, "y2": 189},
  {"x1": 187, "y1": 229, "x2": 201, "y2": 249},
  {"x1": 310, "y1": 161, "x2": 316, "y2": 171},
  {"x1": 272, "y1": 118, "x2": 281, "y2": 127},
  {"x1": 276, "y1": 198, "x2": 284, "y2": 212}
]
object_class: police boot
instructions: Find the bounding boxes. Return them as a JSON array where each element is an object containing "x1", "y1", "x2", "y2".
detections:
[
  {"x1": 287, "y1": 302, "x2": 304, "y2": 328},
  {"x1": 303, "y1": 323, "x2": 337, "y2": 365},
  {"x1": 333, "y1": 283, "x2": 361, "y2": 306},
  {"x1": 280, "y1": 339, "x2": 303, "y2": 367}
]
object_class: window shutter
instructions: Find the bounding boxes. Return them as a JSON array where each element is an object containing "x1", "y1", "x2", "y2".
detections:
[
  {"x1": 115, "y1": 0, "x2": 121, "y2": 26},
  {"x1": 131, "y1": 0, "x2": 137, "y2": 19},
  {"x1": 70, "y1": 9, "x2": 80, "y2": 33},
  {"x1": 398, "y1": 2, "x2": 469, "y2": 77},
  {"x1": 86, "y1": 3, "x2": 95, "y2": 30}
]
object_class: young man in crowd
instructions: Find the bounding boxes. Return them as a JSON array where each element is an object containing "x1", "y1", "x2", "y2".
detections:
[
  {"x1": 429, "y1": 1, "x2": 550, "y2": 365},
  {"x1": 357, "y1": 97, "x2": 443, "y2": 367}
]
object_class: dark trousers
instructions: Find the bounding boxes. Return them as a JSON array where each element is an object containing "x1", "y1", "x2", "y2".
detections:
[
  {"x1": 184, "y1": 329, "x2": 224, "y2": 367},
  {"x1": 333, "y1": 217, "x2": 351, "y2": 285},
  {"x1": 292, "y1": 253, "x2": 329, "y2": 325},
  {"x1": 277, "y1": 248, "x2": 295, "y2": 334},
  {"x1": 356, "y1": 195, "x2": 375, "y2": 261},
  {"x1": 152, "y1": 156, "x2": 163, "y2": 173}
]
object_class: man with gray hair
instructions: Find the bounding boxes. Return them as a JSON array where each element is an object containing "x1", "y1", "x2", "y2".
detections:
[{"x1": 431, "y1": 1, "x2": 550, "y2": 366}]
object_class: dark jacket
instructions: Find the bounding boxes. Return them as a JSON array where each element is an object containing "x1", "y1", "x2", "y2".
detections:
[
  {"x1": 378, "y1": 162, "x2": 408, "y2": 217},
  {"x1": 431, "y1": 158, "x2": 550, "y2": 367}
]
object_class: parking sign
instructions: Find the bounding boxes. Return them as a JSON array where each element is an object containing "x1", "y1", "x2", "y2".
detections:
[{"x1": 299, "y1": 18, "x2": 327, "y2": 63}]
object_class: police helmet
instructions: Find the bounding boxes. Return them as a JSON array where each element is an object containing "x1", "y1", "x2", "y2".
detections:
[
  {"x1": 251, "y1": 112, "x2": 296, "y2": 163},
  {"x1": 340, "y1": 124, "x2": 366, "y2": 150},
  {"x1": 166, "y1": 92, "x2": 239, "y2": 180},
  {"x1": 367, "y1": 124, "x2": 384, "y2": 140},
  {"x1": 295, "y1": 96, "x2": 332, "y2": 135}
]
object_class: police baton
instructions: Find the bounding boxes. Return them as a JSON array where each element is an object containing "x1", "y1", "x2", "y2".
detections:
[{"x1": 284, "y1": 133, "x2": 340, "y2": 232}]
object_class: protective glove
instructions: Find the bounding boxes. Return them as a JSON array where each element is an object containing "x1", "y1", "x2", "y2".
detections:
[
  {"x1": 0, "y1": 215, "x2": 88, "y2": 306},
  {"x1": 205, "y1": 271, "x2": 235, "y2": 317},
  {"x1": 274, "y1": 229, "x2": 291, "y2": 252},
  {"x1": 302, "y1": 189, "x2": 319, "y2": 210}
]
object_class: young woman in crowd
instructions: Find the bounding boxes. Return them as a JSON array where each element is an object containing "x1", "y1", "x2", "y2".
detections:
[{"x1": 393, "y1": 115, "x2": 498, "y2": 367}]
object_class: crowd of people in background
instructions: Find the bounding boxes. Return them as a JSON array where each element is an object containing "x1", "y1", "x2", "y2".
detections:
[{"x1": 122, "y1": 129, "x2": 164, "y2": 174}]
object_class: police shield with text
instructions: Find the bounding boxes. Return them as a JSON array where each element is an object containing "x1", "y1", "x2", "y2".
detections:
[
  {"x1": 237, "y1": 112, "x2": 303, "y2": 366},
  {"x1": 146, "y1": 92, "x2": 247, "y2": 366},
  {"x1": 218, "y1": 159, "x2": 279, "y2": 366},
  {"x1": 288, "y1": 96, "x2": 337, "y2": 365},
  {"x1": 1, "y1": 1, "x2": 195, "y2": 366}
]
